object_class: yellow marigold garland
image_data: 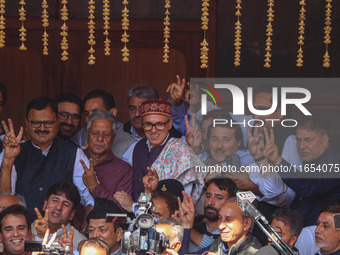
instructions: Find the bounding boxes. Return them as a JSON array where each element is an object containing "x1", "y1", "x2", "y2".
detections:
[
  {"x1": 323, "y1": 0, "x2": 332, "y2": 68},
  {"x1": 264, "y1": 0, "x2": 274, "y2": 68},
  {"x1": 163, "y1": 0, "x2": 170, "y2": 63},
  {"x1": 200, "y1": 0, "x2": 209, "y2": 69},
  {"x1": 121, "y1": 0, "x2": 129, "y2": 62},
  {"x1": 19, "y1": 0, "x2": 27, "y2": 50},
  {"x1": 42, "y1": 0, "x2": 49, "y2": 55}
]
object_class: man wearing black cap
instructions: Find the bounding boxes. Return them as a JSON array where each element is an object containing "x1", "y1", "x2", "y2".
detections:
[{"x1": 87, "y1": 198, "x2": 124, "y2": 255}]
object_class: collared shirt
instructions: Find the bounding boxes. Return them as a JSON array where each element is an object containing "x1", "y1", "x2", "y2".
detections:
[
  {"x1": 130, "y1": 125, "x2": 143, "y2": 141},
  {"x1": 4, "y1": 141, "x2": 94, "y2": 207}
]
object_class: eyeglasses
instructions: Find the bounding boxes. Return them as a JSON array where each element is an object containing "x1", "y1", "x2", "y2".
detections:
[
  {"x1": 58, "y1": 111, "x2": 81, "y2": 122},
  {"x1": 29, "y1": 120, "x2": 56, "y2": 128},
  {"x1": 142, "y1": 119, "x2": 170, "y2": 131},
  {"x1": 272, "y1": 226, "x2": 284, "y2": 237}
]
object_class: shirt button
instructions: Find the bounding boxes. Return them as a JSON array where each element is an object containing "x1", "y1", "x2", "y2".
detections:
[{"x1": 39, "y1": 187, "x2": 43, "y2": 191}]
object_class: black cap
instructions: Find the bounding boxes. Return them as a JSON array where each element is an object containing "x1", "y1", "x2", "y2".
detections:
[
  {"x1": 87, "y1": 198, "x2": 123, "y2": 223},
  {"x1": 157, "y1": 179, "x2": 184, "y2": 201}
]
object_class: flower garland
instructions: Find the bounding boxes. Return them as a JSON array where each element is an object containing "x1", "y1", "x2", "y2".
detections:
[
  {"x1": 103, "y1": 0, "x2": 110, "y2": 56},
  {"x1": 88, "y1": 0, "x2": 96, "y2": 65},
  {"x1": 200, "y1": 0, "x2": 209, "y2": 69},
  {"x1": 163, "y1": 0, "x2": 170, "y2": 63},
  {"x1": 121, "y1": 0, "x2": 129, "y2": 62},
  {"x1": 234, "y1": 0, "x2": 242, "y2": 67},
  {"x1": 264, "y1": 0, "x2": 274, "y2": 68},
  {"x1": 42, "y1": 0, "x2": 49, "y2": 55},
  {"x1": 323, "y1": 0, "x2": 332, "y2": 68},
  {"x1": 60, "y1": 0, "x2": 69, "y2": 61},
  {"x1": 19, "y1": 0, "x2": 27, "y2": 50}
]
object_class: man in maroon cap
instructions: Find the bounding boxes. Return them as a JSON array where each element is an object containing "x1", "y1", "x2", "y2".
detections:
[{"x1": 130, "y1": 99, "x2": 205, "y2": 204}]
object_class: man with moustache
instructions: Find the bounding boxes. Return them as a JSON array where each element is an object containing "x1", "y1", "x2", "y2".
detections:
[
  {"x1": 0, "y1": 97, "x2": 94, "y2": 220},
  {"x1": 315, "y1": 202, "x2": 340, "y2": 255},
  {"x1": 262, "y1": 116, "x2": 340, "y2": 226},
  {"x1": 87, "y1": 198, "x2": 125, "y2": 255},
  {"x1": 53, "y1": 93, "x2": 83, "y2": 141},
  {"x1": 186, "y1": 178, "x2": 237, "y2": 253},
  {"x1": 31, "y1": 181, "x2": 86, "y2": 251}
]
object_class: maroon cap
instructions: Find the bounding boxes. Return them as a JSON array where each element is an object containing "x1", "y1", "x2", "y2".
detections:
[{"x1": 140, "y1": 99, "x2": 172, "y2": 117}]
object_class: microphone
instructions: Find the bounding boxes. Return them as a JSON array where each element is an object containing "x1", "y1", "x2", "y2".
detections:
[
  {"x1": 236, "y1": 191, "x2": 298, "y2": 255},
  {"x1": 236, "y1": 191, "x2": 269, "y2": 224}
]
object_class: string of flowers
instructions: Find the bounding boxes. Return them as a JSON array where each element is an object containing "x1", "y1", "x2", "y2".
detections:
[
  {"x1": 19, "y1": 0, "x2": 27, "y2": 50},
  {"x1": 42, "y1": 0, "x2": 49, "y2": 55},
  {"x1": 103, "y1": 0, "x2": 110, "y2": 56},
  {"x1": 200, "y1": 0, "x2": 209, "y2": 69},
  {"x1": 323, "y1": 0, "x2": 332, "y2": 68},
  {"x1": 88, "y1": 0, "x2": 96, "y2": 65},
  {"x1": 60, "y1": 0, "x2": 69, "y2": 61},
  {"x1": 296, "y1": 0, "x2": 306, "y2": 67},
  {"x1": 234, "y1": 0, "x2": 242, "y2": 67},
  {"x1": 163, "y1": 0, "x2": 170, "y2": 63},
  {"x1": 0, "y1": 0, "x2": 5, "y2": 48},
  {"x1": 264, "y1": 0, "x2": 274, "y2": 68},
  {"x1": 121, "y1": 0, "x2": 129, "y2": 62}
]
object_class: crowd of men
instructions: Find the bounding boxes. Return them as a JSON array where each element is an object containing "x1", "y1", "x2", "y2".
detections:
[{"x1": 0, "y1": 77, "x2": 340, "y2": 255}]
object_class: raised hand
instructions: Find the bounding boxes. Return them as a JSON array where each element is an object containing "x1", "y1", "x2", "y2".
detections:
[
  {"x1": 58, "y1": 224, "x2": 74, "y2": 252},
  {"x1": 176, "y1": 191, "x2": 195, "y2": 229},
  {"x1": 2, "y1": 119, "x2": 23, "y2": 160},
  {"x1": 142, "y1": 167, "x2": 159, "y2": 194},
  {"x1": 113, "y1": 191, "x2": 134, "y2": 212},
  {"x1": 42, "y1": 228, "x2": 57, "y2": 248},
  {"x1": 185, "y1": 114, "x2": 202, "y2": 153},
  {"x1": 166, "y1": 75, "x2": 186, "y2": 106},
  {"x1": 247, "y1": 126, "x2": 265, "y2": 160},
  {"x1": 80, "y1": 159, "x2": 98, "y2": 192},
  {"x1": 263, "y1": 128, "x2": 281, "y2": 166},
  {"x1": 33, "y1": 208, "x2": 49, "y2": 238}
]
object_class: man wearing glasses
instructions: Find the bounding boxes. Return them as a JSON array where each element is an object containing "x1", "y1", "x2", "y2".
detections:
[
  {"x1": 131, "y1": 99, "x2": 205, "y2": 203},
  {"x1": 53, "y1": 93, "x2": 83, "y2": 141},
  {"x1": 0, "y1": 97, "x2": 94, "y2": 224}
]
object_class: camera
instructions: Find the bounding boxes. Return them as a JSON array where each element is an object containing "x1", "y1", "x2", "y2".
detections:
[
  {"x1": 24, "y1": 241, "x2": 71, "y2": 255},
  {"x1": 107, "y1": 193, "x2": 169, "y2": 255}
]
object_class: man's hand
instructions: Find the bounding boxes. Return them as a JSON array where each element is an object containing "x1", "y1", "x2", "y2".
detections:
[
  {"x1": 174, "y1": 191, "x2": 195, "y2": 229},
  {"x1": 33, "y1": 208, "x2": 49, "y2": 238},
  {"x1": 113, "y1": 191, "x2": 134, "y2": 213},
  {"x1": 185, "y1": 114, "x2": 202, "y2": 153},
  {"x1": 58, "y1": 224, "x2": 74, "y2": 252},
  {"x1": 80, "y1": 159, "x2": 98, "y2": 192},
  {"x1": 247, "y1": 126, "x2": 265, "y2": 160},
  {"x1": 263, "y1": 128, "x2": 282, "y2": 166},
  {"x1": 2, "y1": 119, "x2": 23, "y2": 160},
  {"x1": 143, "y1": 167, "x2": 159, "y2": 194},
  {"x1": 166, "y1": 75, "x2": 186, "y2": 106},
  {"x1": 224, "y1": 172, "x2": 262, "y2": 196}
]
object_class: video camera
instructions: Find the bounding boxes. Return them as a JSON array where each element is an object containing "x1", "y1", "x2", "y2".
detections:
[
  {"x1": 24, "y1": 241, "x2": 71, "y2": 255},
  {"x1": 106, "y1": 193, "x2": 169, "y2": 255}
]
